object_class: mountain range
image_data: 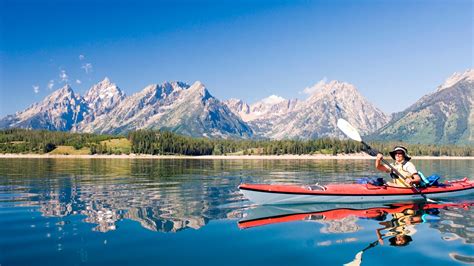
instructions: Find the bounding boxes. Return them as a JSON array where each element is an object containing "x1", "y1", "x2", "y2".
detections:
[{"x1": 1, "y1": 70, "x2": 472, "y2": 145}]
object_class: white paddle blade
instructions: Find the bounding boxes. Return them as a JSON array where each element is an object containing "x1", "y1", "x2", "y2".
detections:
[{"x1": 337, "y1": 119, "x2": 362, "y2": 142}]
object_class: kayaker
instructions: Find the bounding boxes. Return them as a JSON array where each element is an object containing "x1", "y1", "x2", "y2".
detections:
[{"x1": 375, "y1": 146, "x2": 421, "y2": 187}]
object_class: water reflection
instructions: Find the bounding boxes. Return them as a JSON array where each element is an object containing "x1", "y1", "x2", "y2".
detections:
[
  {"x1": 1, "y1": 158, "x2": 473, "y2": 266},
  {"x1": 1, "y1": 159, "x2": 473, "y2": 234}
]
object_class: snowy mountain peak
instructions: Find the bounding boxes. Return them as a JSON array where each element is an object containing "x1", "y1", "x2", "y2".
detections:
[
  {"x1": 56, "y1": 84, "x2": 73, "y2": 93},
  {"x1": 437, "y1": 69, "x2": 474, "y2": 92},
  {"x1": 304, "y1": 80, "x2": 357, "y2": 95},
  {"x1": 223, "y1": 99, "x2": 251, "y2": 119},
  {"x1": 47, "y1": 85, "x2": 76, "y2": 101},
  {"x1": 83, "y1": 78, "x2": 125, "y2": 117},
  {"x1": 226, "y1": 95, "x2": 298, "y2": 123},
  {"x1": 129, "y1": 81, "x2": 190, "y2": 107},
  {"x1": 84, "y1": 78, "x2": 124, "y2": 100},
  {"x1": 226, "y1": 98, "x2": 245, "y2": 105},
  {"x1": 189, "y1": 81, "x2": 205, "y2": 91},
  {"x1": 140, "y1": 81, "x2": 190, "y2": 97},
  {"x1": 187, "y1": 81, "x2": 211, "y2": 99},
  {"x1": 101, "y1": 77, "x2": 111, "y2": 84},
  {"x1": 323, "y1": 80, "x2": 356, "y2": 92},
  {"x1": 160, "y1": 81, "x2": 189, "y2": 91}
]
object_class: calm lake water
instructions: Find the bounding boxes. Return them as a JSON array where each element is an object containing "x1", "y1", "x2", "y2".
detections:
[{"x1": 0, "y1": 158, "x2": 473, "y2": 266}]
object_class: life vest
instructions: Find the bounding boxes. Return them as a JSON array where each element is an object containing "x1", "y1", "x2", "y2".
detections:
[
  {"x1": 390, "y1": 161, "x2": 413, "y2": 188},
  {"x1": 384, "y1": 210, "x2": 419, "y2": 236}
]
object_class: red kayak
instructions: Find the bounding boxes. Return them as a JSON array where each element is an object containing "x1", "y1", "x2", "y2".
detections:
[{"x1": 239, "y1": 178, "x2": 474, "y2": 205}]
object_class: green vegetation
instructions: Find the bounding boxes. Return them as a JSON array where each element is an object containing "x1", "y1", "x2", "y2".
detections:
[
  {"x1": 97, "y1": 138, "x2": 132, "y2": 155},
  {"x1": 48, "y1": 145, "x2": 90, "y2": 155},
  {"x1": 0, "y1": 128, "x2": 472, "y2": 156},
  {"x1": 0, "y1": 129, "x2": 119, "y2": 154}
]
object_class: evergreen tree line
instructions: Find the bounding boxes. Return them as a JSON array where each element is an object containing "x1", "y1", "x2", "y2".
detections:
[
  {"x1": 129, "y1": 130, "x2": 214, "y2": 155},
  {"x1": 128, "y1": 130, "x2": 473, "y2": 157},
  {"x1": 0, "y1": 128, "x2": 472, "y2": 156}
]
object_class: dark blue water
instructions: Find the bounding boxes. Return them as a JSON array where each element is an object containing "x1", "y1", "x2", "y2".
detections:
[{"x1": 0, "y1": 158, "x2": 473, "y2": 265}]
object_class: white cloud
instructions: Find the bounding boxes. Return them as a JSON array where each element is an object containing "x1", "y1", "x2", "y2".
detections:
[
  {"x1": 59, "y1": 70, "x2": 68, "y2": 83},
  {"x1": 33, "y1": 85, "x2": 40, "y2": 94},
  {"x1": 47, "y1": 80, "x2": 55, "y2": 90},
  {"x1": 81, "y1": 63, "x2": 93, "y2": 74},
  {"x1": 76, "y1": 79, "x2": 82, "y2": 84},
  {"x1": 79, "y1": 54, "x2": 85, "y2": 61},
  {"x1": 301, "y1": 77, "x2": 328, "y2": 95}
]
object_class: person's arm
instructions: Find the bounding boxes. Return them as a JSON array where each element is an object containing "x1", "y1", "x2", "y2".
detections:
[
  {"x1": 376, "y1": 228, "x2": 384, "y2": 245},
  {"x1": 375, "y1": 154, "x2": 390, "y2": 173},
  {"x1": 404, "y1": 162, "x2": 421, "y2": 185}
]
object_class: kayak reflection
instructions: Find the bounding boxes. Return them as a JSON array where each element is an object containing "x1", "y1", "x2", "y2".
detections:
[{"x1": 238, "y1": 201, "x2": 474, "y2": 231}]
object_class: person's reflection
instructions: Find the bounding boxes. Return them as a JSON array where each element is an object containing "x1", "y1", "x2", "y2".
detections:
[
  {"x1": 345, "y1": 205, "x2": 432, "y2": 266},
  {"x1": 375, "y1": 205, "x2": 430, "y2": 246}
]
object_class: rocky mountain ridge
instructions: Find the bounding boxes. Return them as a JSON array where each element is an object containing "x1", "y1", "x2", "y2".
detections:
[
  {"x1": 1, "y1": 70, "x2": 472, "y2": 144},
  {"x1": 225, "y1": 80, "x2": 390, "y2": 139}
]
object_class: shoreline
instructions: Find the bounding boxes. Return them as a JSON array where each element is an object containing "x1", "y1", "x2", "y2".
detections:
[{"x1": 0, "y1": 153, "x2": 472, "y2": 160}]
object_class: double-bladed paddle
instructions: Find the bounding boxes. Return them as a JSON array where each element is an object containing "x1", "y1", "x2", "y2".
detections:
[{"x1": 336, "y1": 118, "x2": 437, "y2": 203}]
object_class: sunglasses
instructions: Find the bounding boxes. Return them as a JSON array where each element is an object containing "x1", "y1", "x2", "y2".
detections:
[{"x1": 394, "y1": 152, "x2": 405, "y2": 155}]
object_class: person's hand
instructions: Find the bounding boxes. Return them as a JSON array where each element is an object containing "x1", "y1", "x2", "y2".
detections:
[
  {"x1": 405, "y1": 178, "x2": 413, "y2": 185},
  {"x1": 378, "y1": 238, "x2": 384, "y2": 245},
  {"x1": 376, "y1": 153, "x2": 383, "y2": 160}
]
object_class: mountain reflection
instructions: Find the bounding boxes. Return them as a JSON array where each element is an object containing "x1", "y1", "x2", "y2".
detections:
[{"x1": 2, "y1": 159, "x2": 247, "y2": 233}]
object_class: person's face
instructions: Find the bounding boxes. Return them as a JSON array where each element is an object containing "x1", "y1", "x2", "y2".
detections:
[
  {"x1": 395, "y1": 235, "x2": 407, "y2": 245},
  {"x1": 394, "y1": 152, "x2": 405, "y2": 162}
]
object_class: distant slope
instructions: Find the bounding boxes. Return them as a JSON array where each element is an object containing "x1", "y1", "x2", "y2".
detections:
[{"x1": 372, "y1": 69, "x2": 473, "y2": 145}]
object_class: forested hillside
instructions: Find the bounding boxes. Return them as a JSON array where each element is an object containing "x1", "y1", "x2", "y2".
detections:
[{"x1": 0, "y1": 129, "x2": 471, "y2": 157}]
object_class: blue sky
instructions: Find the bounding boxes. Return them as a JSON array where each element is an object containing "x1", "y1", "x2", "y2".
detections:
[{"x1": 0, "y1": 0, "x2": 472, "y2": 116}]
